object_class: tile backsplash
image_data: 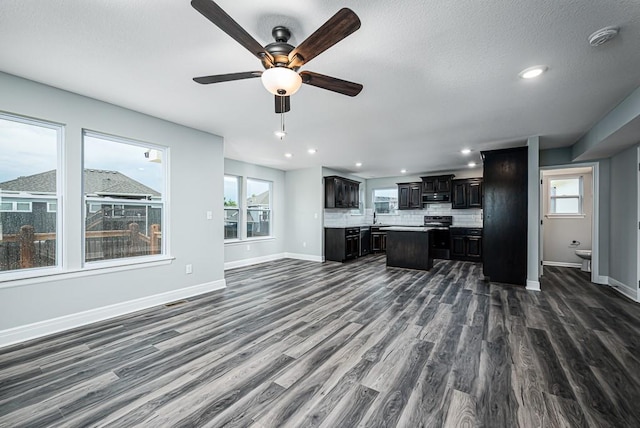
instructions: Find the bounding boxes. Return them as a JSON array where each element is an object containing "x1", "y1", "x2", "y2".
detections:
[{"x1": 324, "y1": 204, "x2": 483, "y2": 228}]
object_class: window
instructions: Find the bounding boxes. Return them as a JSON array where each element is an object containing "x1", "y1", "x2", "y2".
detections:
[
  {"x1": 224, "y1": 175, "x2": 240, "y2": 240},
  {"x1": 83, "y1": 131, "x2": 166, "y2": 263},
  {"x1": 246, "y1": 178, "x2": 271, "y2": 238},
  {"x1": 373, "y1": 188, "x2": 398, "y2": 214},
  {"x1": 0, "y1": 113, "x2": 61, "y2": 273},
  {"x1": 549, "y1": 177, "x2": 583, "y2": 215}
]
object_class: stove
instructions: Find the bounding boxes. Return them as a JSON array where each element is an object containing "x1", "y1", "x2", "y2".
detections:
[
  {"x1": 424, "y1": 216, "x2": 452, "y2": 259},
  {"x1": 424, "y1": 215, "x2": 453, "y2": 229}
]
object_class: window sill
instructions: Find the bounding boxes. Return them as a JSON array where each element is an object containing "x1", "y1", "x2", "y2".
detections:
[
  {"x1": 0, "y1": 255, "x2": 175, "y2": 289},
  {"x1": 225, "y1": 236, "x2": 275, "y2": 246}
]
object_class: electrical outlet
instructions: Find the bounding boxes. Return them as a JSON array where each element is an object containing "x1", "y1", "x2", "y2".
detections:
[
  {"x1": 185, "y1": 264, "x2": 193, "y2": 274},
  {"x1": 246, "y1": 244, "x2": 251, "y2": 251},
  {"x1": 206, "y1": 211, "x2": 212, "y2": 220},
  {"x1": 303, "y1": 241, "x2": 307, "y2": 248}
]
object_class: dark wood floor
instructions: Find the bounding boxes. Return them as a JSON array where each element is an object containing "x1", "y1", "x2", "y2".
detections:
[{"x1": 1, "y1": 257, "x2": 640, "y2": 427}]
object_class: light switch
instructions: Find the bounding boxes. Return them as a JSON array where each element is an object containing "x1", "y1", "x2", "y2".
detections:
[{"x1": 206, "y1": 211, "x2": 213, "y2": 220}]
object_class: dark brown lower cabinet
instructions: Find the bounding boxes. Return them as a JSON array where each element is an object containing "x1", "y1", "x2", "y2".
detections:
[
  {"x1": 370, "y1": 227, "x2": 387, "y2": 252},
  {"x1": 450, "y1": 228, "x2": 483, "y2": 261},
  {"x1": 325, "y1": 227, "x2": 360, "y2": 262}
]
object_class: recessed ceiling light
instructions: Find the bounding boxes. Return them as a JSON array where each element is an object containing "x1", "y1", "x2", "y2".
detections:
[
  {"x1": 461, "y1": 148, "x2": 472, "y2": 155},
  {"x1": 468, "y1": 162, "x2": 477, "y2": 167},
  {"x1": 519, "y1": 65, "x2": 548, "y2": 79},
  {"x1": 274, "y1": 130, "x2": 287, "y2": 139},
  {"x1": 307, "y1": 148, "x2": 317, "y2": 154},
  {"x1": 400, "y1": 169, "x2": 407, "y2": 174},
  {"x1": 284, "y1": 153, "x2": 293, "y2": 158},
  {"x1": 355, "y1": 162, "x2": 362, "y2": 167}
]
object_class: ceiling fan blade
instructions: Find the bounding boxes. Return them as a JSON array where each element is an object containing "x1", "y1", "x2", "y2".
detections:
[
  {"x1": 191, "y1": 0, "x2": 273, "y2": 66},
  {"x1": 287, "y1": 8, "x2": 360, "y2": 68},
  {"x1": 275, "y1": 95, "x2": 291, "y2": 113},
  {"x1": 193, "y1": 71, "x2": 262, "y2": 84},
  {"x1": 300, "y1": 71, "x2": 363, "y2": 97}
]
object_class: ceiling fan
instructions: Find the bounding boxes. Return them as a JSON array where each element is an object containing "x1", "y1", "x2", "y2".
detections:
[{"x1": 191, "y1": 0, "x2": 363, "y2": 114}]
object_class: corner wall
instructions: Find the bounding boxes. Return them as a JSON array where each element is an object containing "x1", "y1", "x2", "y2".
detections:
[
  {"x1": 609, "y1": 144, "x2": 639, "y2": 295},
  {"x1": 224, "y1": 159, "x2": 286, "y2": 268},
  {"x1": 284, "y1": 167, "x2": 324, "y2": 260},
  {"x1": 0, "y1": 72, "x2": 225, "y2": 345}
]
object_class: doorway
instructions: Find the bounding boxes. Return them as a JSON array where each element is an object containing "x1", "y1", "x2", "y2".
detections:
[{"x1": 540, "y1": 163, "x2": 599, "y2": 283}]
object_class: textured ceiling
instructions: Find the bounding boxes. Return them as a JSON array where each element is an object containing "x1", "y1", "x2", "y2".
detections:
[{"x1": 1, "y1": 0, "x2": 639, "y2": 178}]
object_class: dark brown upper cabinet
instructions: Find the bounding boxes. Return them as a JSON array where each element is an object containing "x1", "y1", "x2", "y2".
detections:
[
  {"x1": 397, "y1": 182, "x2": 422, "y2": 209},
  {"x1": 452, "y1": 178, "x2": 483, "y2": 209},
  {"x1": 325, "y1": 175, "x2": 360, "y2": 209},
  {"x1": 421, "y1": 175, "x2": 454, "y2": 194}
]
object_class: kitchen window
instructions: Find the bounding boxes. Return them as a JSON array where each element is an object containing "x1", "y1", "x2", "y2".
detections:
[
  {"x1": 548, "y1": 176, "x2": 583, "y2": 216},
  {"x1": 224, "y1": 175, "x2": 240, "y2": 240},
  {"x1": 83, "y1": 131, "x2": 166, "y2": 264},
  {"x1": 0, "y1": 113, "x2": 62, "y2": 273},
  {"x1": 246, "y1": 178, "x2": 271, "y2": 238},
  {"x1": 373, "y1": 188, "x2": 398, "y2": 214}
]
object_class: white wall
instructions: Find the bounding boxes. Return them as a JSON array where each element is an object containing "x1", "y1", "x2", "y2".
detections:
[
  {"x1": 0, "y1": 72, "x2": 225, "y2": 344},
  {"x1": 609, "y1": 144, "x2": 639, "y2": 294},
  {"x1": 224, "y1": 158, "x2": 286, "y2": 268},
  {"x1": 284, "y1": 167, "x2": 324, "y2": 260},
  {"x1": 542, "y1": 170, "x2": 593, "y2": 265}
]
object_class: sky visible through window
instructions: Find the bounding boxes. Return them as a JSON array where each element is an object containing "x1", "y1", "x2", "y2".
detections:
[{"x1": 0, "y1": 118, "x2": 163, "y2": 193}]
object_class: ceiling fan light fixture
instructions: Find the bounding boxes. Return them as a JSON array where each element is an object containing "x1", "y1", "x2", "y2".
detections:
[{"x1": 261, "y1": 67, "x2": 302, "y2": 96}]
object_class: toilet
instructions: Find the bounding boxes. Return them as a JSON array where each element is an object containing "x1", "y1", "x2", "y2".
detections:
[{"x1": 575, "y1": 249, "x2": 592, "y2": 272}]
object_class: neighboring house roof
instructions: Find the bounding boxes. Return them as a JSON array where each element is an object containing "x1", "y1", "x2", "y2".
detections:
[
  {"x1": 0, "y1": 169, "x2": 160, "y2": 198},
  {"x1": 247, "y1": 190, "x2": 269, "y2": 207}
]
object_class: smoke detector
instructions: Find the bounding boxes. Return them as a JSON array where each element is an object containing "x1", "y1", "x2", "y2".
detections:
[{"x1": 588, "y1": 26, "x2": 619, "y2": 47}]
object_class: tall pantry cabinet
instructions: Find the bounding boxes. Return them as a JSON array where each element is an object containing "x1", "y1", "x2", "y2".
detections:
[{"x1": 481, "y1": 147, "x2": 528, "y2": 285}]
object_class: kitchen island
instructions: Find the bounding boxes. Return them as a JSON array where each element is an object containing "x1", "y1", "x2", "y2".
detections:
[{"x1": 382, "y1": 226, "x2": 434, "y2": 271}]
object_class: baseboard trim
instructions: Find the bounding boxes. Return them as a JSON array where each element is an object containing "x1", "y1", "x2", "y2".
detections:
[
  {"x1": 608, "y1": 277, "x2": 639, "y2": 302},
  {"x1": 224, "y1": 253, "x2": 286, "y2": 270},
  {"x1": 0, "y1": 279, "x2": 226, "y2": 349},
  {"x1": 543, "y1": 261, "x2": 582, "y2": 268},
  {"x1": 526, "y1": 280, "x2": 541, "y2": 291},
  {"x1": 284, "y1": 252, "x2": 324, "y2": 263},
  {"x1": 224, "y1": 252, "x2": 323, "y2": 270},
  {"x1": 593, "y1": 275, "x2": 609, "y2": 285}
]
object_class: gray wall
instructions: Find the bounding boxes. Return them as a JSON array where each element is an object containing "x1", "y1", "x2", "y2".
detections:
[
  {"x1": 224, "y1": 158, "x2": 286, "y2": 265},
  {"x1": 609, "y1": 144, "x2": 639, "y2": 290},
  {"x1": 0, "y1": 72, "x2": 224, "y2": 330},
  {"x1": 285, "y1": 167, "x2": 324, "y2": 259},
  {"x1": 542, "y1": 171, "x2": 593, "y2": 264}
]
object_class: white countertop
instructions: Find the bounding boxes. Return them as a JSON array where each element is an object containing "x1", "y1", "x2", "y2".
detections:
[{"x1": 378, "y1": 226, "x2": 435, "y2": 232}]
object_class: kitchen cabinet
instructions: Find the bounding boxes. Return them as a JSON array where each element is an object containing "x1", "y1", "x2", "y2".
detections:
[
  {"x1": 450, "y1": 228, "x2": 482, "y2": 261},
  {"x1": 421, "y1": 175, "x2": 454, "y2": 193},
  {"x1": 325, "y1": 227, "x2": 360, "y2": 262},
  {"x1": 481, "y1": 147, "x2": 527, "y2": 285},
  {"x1": 371, "y1": 226, "x2": 387, "y2": 252},
  {"x1": 452, "y1": 178, "x2": 483, "y2": 209},
  {"x1": 325, "y1": 176, "x2": 360, "y2": 209},
  {"x1": 397, "y1": 182, "x2": 422, "y2": 210}
]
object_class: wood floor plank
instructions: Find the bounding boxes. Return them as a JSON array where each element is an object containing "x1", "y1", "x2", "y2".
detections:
[{"x1": 1, "y1": 258, "x2": 639, "y2": 427}]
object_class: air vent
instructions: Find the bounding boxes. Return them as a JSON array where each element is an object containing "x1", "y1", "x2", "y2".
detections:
[
  {"x1": 588, "y1": 26, "x2": 619, "y2": 47},
  {"x1": 164, "y1": 299, "x2": 188, "y2": 307}
]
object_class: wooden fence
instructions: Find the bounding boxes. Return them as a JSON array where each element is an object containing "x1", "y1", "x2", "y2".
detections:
[{"x1": 0, "y1": 223, "x2": 161, "y2": 270}]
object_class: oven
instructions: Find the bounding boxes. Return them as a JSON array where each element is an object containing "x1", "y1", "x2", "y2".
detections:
[{"x1": 424, "y1": 216, "x2": 453, "y2": 259}]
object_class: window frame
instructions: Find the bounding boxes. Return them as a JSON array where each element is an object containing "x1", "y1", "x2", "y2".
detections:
[
  {"x1": 0, "y1": 112, "x2": 64, "y2": 279},
  {"x1": 81, "y1": 130, "x2": 169, "y2": 267},
  {"x1": 547, "y1": 175, "x2": 585, "y2": 218},
  {"x1": 224, "y1": 174, "x2": 241, "y2": 241},
  {"x1": 245, "y1": 177, "x2": 272, "y2": 240},
  {"x1": 372, "y1": 187, "x2": 399, "y2": 215}
]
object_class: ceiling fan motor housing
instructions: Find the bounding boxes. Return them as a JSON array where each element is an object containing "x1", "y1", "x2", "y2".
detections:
[{"x1": 265, "y1": 26, "x2": 295, "y2": 66}]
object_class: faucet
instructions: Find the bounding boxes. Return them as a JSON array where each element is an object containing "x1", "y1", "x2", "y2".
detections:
[{"x1": 373, "y1": 212, "x2": 377, "y2": 224}]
